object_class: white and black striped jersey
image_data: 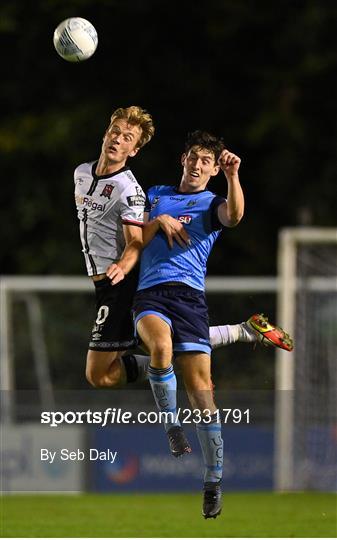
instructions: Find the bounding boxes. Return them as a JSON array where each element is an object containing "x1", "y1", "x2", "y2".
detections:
[{"x1": 74, "y1": 161, "x2": 145, "y2": 276}]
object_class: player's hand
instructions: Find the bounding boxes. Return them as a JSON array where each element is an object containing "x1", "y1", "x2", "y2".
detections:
[
  {"x1": 157, "y1": 214, "x2": 191, "y2": 249},
  {"x1": 218, "y1": 149, "x2": 241, "y2": 177},
  {"x1": 106, "y1": 263, "x2": 125, "y2": 285}
]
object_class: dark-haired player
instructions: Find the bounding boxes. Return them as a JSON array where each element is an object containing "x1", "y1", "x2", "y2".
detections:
[{"x1": 133, "y1": 130, "x2": 244, "y2": 518}]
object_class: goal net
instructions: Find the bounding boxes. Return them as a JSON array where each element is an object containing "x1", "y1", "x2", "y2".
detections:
[{"x1": 275, "y1": 228, "x2": 337, "y2": 491}]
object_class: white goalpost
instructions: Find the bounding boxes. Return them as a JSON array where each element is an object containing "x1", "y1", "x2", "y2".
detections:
[
  {"x1": 275, "y1": 227, "x2": 337, "y2": 491},
  {"x1": 0, "y1": 276, "x2": 91, "y2": 422}
]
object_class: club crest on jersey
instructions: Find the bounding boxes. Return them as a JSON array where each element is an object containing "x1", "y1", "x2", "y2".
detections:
[
  {"x1": 187, "y1": 200, "x2": 197, "y2": 207},
  {"x1": 178, "y1": 215, "x2": 192, "y2": 224},
  {"x1": 100, "y1": 184, "x2": 114, "y2": 199},
  {"x1": 151, "y1": 196, "x2": 160, "y2": 209}
]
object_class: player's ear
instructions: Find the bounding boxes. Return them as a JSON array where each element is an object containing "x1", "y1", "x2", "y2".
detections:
[
  {"x1": 181, "y1": 153, "x2": 186, "y2": 166},
  {"x1": 129, "y1": 147, "x2": 140, "y2": 158},
  {"x1": 210, "y1": 163, "x2": 220, "y2": 177}
]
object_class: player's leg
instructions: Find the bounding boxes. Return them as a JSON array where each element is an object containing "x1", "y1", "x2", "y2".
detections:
[
  {"x1": 86, "y1": 274, "x2": 143, "y2": 388},
  {"x1": 136, "y1": 314, "x2": 186, "y2": 445},
  {"x1": 86, "y1": 350, "x2": 150, "y2": 387},
  {"x1": 178, "y1": 352, "x2": 223, "y2": 519},
  {"x1": 111, "y1": 313, "x2": 293, "y2": 388},
  {"x1": 136, "y1": 312, "x2": 184, "y2": 432},
  {"x1": 209, "y1": 321, "x2": 255, "y2": 348},
  {"x1": 136, "y1": 314, "x2": 172, "y2": 369},
  {"x1": 117, "y1": 313, "x2": 294, "y2": 387},
  {"x1": 177, "y1": 352, "x2": 215, "y2": 410},
  {"x1": 210, "y1": 314, "x2": 294, "y2": 351},
  {"x1": 86, "y1": 350, "x2": 124, "y2": 387}
]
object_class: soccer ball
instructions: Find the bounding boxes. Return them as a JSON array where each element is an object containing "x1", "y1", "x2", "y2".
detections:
[{"x1": 53, "y1": 17, "x2": 98, "y2": 62}]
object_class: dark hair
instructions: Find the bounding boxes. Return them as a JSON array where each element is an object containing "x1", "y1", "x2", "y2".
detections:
[{"x1": 185, "y1": 130, "x2": 225, "y2": 162}]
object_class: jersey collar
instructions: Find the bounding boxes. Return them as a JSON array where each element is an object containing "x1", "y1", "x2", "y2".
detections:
[
  {"x1": 174, "y1": 186, "x2": 207, "y2": 195},
  {"x1": 92, "y1": 162, "x2": 130, "y2": 180}
]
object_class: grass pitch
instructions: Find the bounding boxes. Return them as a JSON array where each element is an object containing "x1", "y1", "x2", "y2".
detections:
[{"x1": 1, "y1": 492, "x2": 336, "y2": 537}]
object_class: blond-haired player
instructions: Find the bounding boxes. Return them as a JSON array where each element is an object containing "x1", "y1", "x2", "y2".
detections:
[{"x1": 74, "y1": 106, "x2": 293, "y2": 393}]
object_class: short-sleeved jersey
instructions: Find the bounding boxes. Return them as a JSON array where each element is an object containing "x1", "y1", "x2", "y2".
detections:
[
  {"x1": 74, "y1": 161, "x2": 145, "y2": 276},
  {"x1": 138, "y1": 185, "x2": 226, "y2": 291}
]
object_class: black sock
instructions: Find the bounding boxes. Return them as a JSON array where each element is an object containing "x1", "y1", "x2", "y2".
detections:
[{"x1": 121, "y1": 355, "x2": 139, "y2": 383}]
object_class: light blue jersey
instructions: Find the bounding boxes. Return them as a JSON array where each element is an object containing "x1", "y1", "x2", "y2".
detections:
[{"x1": 138, "y1": 185, "x2": 226, "y2": 291}]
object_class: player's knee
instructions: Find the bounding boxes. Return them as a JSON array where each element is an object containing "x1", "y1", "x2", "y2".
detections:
[
  {"x1": 85, "y1": 363, "x2": 121, "y2": 388},
  {"x1": 150, "y1": 340, "x2": 172, "y2": 366},
  {"x1": 85, "y1": 367, "x2": 101, "y2": 387},
  {"x1": 86, "y1": 371, "x2": 120, "y2": 388},
  {"x1": 85, "y1": 350, "x2": 122, "y2": 388},
  {"x1": 186, "y1": 372, "x2": 213, "y2": 392}
]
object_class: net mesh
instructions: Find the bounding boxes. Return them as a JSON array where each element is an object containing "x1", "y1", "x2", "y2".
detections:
[{"x1": 293, "y1": 244, "x2": 337, "y2": 490}]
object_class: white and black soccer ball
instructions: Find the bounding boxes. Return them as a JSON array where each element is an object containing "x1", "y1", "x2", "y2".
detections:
[{"x1": 53, "y1": 17, "x2": 98, "y2": 62}]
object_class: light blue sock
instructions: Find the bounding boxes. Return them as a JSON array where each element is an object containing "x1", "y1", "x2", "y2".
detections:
[
  {"x1": 148, "y1": 364, "x2": 180, "y2": 432},
  {"x1": 196, "y1": 413, "x2": 223, "y2": 483}
]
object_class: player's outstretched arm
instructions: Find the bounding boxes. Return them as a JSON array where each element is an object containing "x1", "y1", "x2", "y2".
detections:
[
  {"x1": 217, "y1": 149, "x2": 244, "y2": 227},
  {"x1": 106, "y1": 224, "x2": 143, "y2": 285},
  {"x1": 143, "y1": 213, "x2": 190, "y2": 249}
]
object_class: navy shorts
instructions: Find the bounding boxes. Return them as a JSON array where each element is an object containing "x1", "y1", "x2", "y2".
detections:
[{"x1": 132, "y1": 284, "x2": 211, "y2": 355}]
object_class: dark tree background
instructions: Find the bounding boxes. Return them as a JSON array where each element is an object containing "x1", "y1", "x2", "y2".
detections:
[{"x1": 2, "y1": 0, "x2": 336, "y2": 276}]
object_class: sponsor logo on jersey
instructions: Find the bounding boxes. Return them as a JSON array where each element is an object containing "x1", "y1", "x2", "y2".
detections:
[
  {"x1": 170, "y1": 196, "x2": 184, "y2": 201},
  {"x1": 178, "y1": 215, "x2": 192, "y2": 224},
  {"x1": 127, "y1": 195, "x2": 145, "y2": 207},
  {"x1": 75, "y1": 194, "x2": 106, "y2": 212},
  {"x1": 187, "y1": 200, "x2": 197, "y2": 207},
  {"x1": 100, "y1": 184, "x2": 114, "y2": 199}
]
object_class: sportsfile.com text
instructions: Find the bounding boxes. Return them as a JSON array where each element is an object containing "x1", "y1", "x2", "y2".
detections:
[{"x1": 41, "y1": 408, "x2": 251, "y2": 427}]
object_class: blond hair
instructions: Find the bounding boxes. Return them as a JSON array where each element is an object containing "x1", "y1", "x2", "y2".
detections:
[{"x1": 107, "y1": 105, "x2": 155, "y2": 148}]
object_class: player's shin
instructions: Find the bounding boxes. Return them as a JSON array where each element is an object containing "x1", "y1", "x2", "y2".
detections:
[
  {"x1": 196, "y1": 412, "x2": 223, "y2": 518},
  {"x1": 196, "y1": 412, "x2": 223, "y2": 484},
  {"x1": 148, "y1": 364, "x2": 180, "y2": 432}
]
